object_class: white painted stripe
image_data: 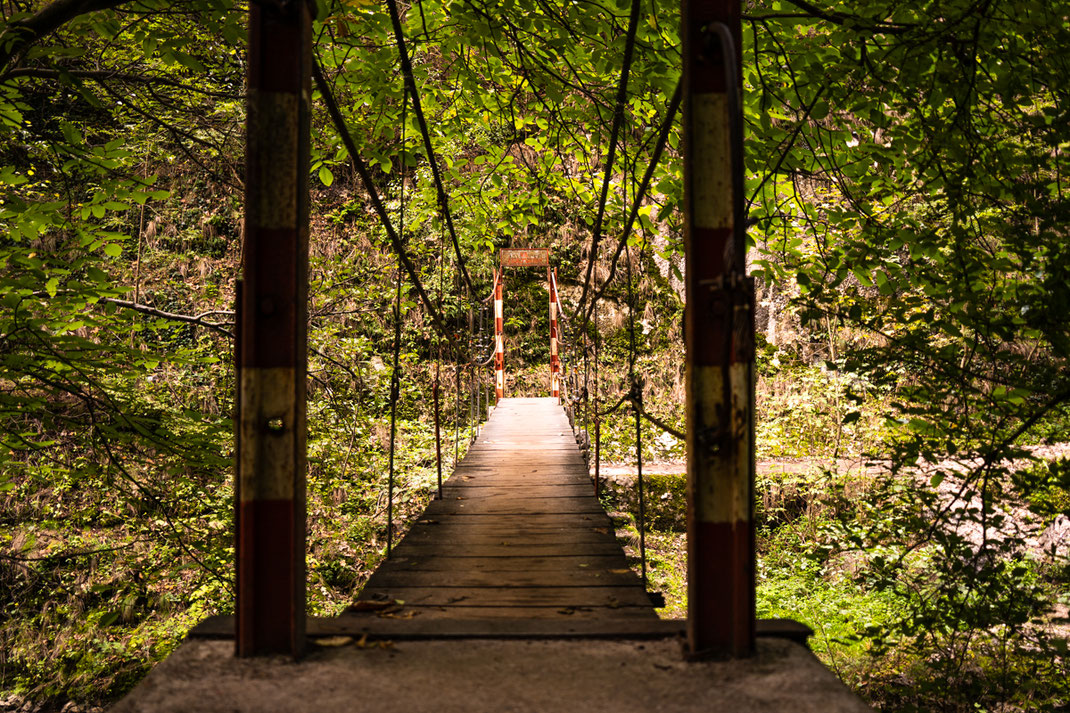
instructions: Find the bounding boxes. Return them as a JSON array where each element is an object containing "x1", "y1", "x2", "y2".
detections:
[
  {"x1": 692, "y1": 93, "x2": 733, "y2": 230},
  {"x1": 239, "y1": 367, "x2": 296, "y2": 501},
  {"x1": 688, "y1": 362, "x2": 751, "y2": 523}
]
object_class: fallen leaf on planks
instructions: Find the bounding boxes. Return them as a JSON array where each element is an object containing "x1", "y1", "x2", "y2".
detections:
[
  {"x1": 349, "y1": 599, "x2": 399, "y2": 612},
  {"x1": 379, "y1": 609, "x2": 420, "y2": 620},
  {"x1": 355, "y1": 633, "x2": 395, "y2": 649},
  {"x1": 313, "y1": 636, "x2": 353, "y2": 647}
]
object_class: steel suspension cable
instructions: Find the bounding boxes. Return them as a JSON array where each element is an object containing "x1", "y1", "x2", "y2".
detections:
[
  {"x1": 433, "y1": 238, "x2": 445, "y2": 500},
  {"x1": 593, "y1": 299, "x2": 601, "y2": 497},
  {"x1": 384, "y1": 0, "x2": 474, "y2": 295},
  {"x1": 575, "y1": 0, "x2": 642, "y2": 320},
  {"x1": 585, "y1": 81, "x2": 682, "y2": 325},
  {"x1": 387, "y1": 256, "x2": 402, "y2": 559},
  {"x1": 311, "y1": 58, "x2": 457, "y2": 348},
  {"x1": 387, "y1": 89, "x2": 409, "y2": 560},
  {"x1": 582, "y1": 315, "x2": 590, "y2": 455},
  {"x1": 454, "y1": 273, "x2": 461, "y2": 469},
  {"x1": 624, "y1": 154, "x2": 648, "y2": 589}
]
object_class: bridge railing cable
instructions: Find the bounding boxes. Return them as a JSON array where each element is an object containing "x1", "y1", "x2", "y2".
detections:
[
  {"x1": 583, "y1": 80, "x2": 682, "y2": 326},
  {"x1": 313, "y1": 54, "x2": 510, "y2": 566},
  {"x1": 386, "y1": 89, "x2": 409, "y2": 559},
  {"x1": 571, "y1": 121, "x2": 688, "y2": 606}
]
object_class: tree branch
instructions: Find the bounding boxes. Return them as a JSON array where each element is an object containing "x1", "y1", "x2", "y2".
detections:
[
  {"x1": 99, "y1": 297, "x2": 234, "y2": 336},
  {"x1": 0, "y1": 0, "x2": 132, "y2": 73},
  {"x1": 781, "y1": 0, "x2": 912, "y2": 35},
  {"x1": 2, "y1": 66, "x2": 242, "y2": 99}
]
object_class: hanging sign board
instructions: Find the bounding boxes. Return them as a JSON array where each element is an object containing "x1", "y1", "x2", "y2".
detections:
[{"x1": 500, "y1": 248, "x2": 549, "y2": 267}]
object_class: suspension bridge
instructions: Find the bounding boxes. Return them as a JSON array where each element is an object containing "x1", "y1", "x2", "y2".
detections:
[{"x1": 111, "y1": 0, "x2": 873, "y2": 709}]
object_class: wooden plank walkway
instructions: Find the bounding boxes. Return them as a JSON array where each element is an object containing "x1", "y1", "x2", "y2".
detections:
[{"x1": 346, "y1": 397, "x2": 658, "y2": 625}]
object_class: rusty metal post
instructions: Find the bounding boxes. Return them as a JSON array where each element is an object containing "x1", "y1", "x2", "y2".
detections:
[
  {"x1": 593, "y1": 300, "x2": 600, "y2": 497},
  {"x1": 236, "y1": 0, "x2": 310, "y2": 657},
  {"x1": 549, "y1": 268, "x2": 560, "y2": 399},
  {"x1": 494, "y1": 268, "x2": 504, "y2": 402},
  {"x1": 468, "y1": 304, "x2": 476, "y2": 439},
  {"x1": 433, "y1": 370, "x2": 443, "y2": 499},
  {"x1": 682, "y1": 0, "x2": 755, "y2": 657}
]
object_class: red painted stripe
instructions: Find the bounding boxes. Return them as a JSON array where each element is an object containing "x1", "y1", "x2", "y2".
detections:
[
  {"x1": 687, "y1": 226, "x2": 744, "y2": 367},
  {"x1": 248, "y1": 4, "x2": 310, "y2": 93},
  {"x1": 237, "y1": 498, "x2": 298, "y2": 654},
  {"x1": 241, "y1": 227, "x2": 298, "y2": 368},
  {"x1": 682, "y1": 0, "x2": 740, "y2": 95},
  {"x1": 687, "y1": 519, "x2": 754, "y2": 656}
]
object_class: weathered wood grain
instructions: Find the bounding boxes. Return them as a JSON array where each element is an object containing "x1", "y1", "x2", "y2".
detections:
[{"x1": 348, "y1": 397, "x2": 659, "y2": 629}]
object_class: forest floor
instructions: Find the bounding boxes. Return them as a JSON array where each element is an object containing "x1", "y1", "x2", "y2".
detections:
[{"x1": 596, "y1": 448, "x2": 1070, "y2": 710}]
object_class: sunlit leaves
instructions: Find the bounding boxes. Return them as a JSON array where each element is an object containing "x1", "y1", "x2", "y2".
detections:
[{"x1": 743, "y1": 1, "x2": 1070, "y2": 703}]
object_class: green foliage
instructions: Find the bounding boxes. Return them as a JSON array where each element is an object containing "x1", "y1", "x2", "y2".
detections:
[
  {"x1": 756, "y1": 360, "x2": 888, "y2": 459},
  {"x1": 1013, "y1": 458, "x2": 1070, "y2": 524},
  {"x1": 742, "y1": 0, "x2": 1070, "y2": 708},
  {"x1": 2, "y1": 0, "x2": 1069, "y2": 709}
]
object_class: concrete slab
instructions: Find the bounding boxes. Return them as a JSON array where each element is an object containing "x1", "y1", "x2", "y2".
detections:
[{"x1": 111, "y1": 636, "x2": 872, "y2": 712}]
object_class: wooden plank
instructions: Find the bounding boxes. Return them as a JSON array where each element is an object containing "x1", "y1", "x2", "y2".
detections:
[
  {"x1": 355, "y1": 585, "x2": 654, "y2": 608},
  {"x1": 316, "y1": 614, "x2": 678, "y2": 635},
  {"x1": 387, "y1": 543, "x2": 626, "y2": 558},
  {"x1": 441, "y1": 482, "x2": 590, "y2": 491},
  {"x1": 426, "y1": 496, "x2": 604, "y2": 508},
  {"x1": 366, "y1": 569, "x2": 645, "y2": 588},
  {"x1": 401, "y1": 522, "x2": 615, "y2": 533},
  {"x1": 362, "y1": 605, "x2": 659, "y2": 620},
  {"x1": 423, "y1": 507, "x2": 608, "y2": 517},
  {"x1": 373, "y1": 555, "x2": 634, "y2": 573},
  {"x1": 413, "y1": 510, "x2": 614, "y2": 524},
  {"x1": 189, "y1": 615, "x2": 812, "y2": 642},
  {"x1": 396, "y1": 533, "x2": 622, "y2": 547},
  {"x1": 351, "y1": 397, "x2": 659, "y2": 626}
]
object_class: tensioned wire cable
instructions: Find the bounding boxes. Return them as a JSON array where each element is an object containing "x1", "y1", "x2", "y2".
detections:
[{"x1": 386, "y1": 88, "x2": 408, "y2": 560}]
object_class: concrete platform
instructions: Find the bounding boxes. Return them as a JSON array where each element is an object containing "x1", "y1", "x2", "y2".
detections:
[{"x1": 111, "y1": 636, "x2": 872, "y2": 712}]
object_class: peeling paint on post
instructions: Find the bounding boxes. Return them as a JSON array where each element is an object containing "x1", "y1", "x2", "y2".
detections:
[
  {"x1": 549, "y1": 268, "x2": 560, "y2": 399},
  {"x1": 682, "y1": 0, "x2": 755, "y2": 657},
  {"x1": 494, "y1": 268, "x2": 504, "y2": 402},
  {"x1": 235, "y1": 0, "x2": 310, "y2": 658}
]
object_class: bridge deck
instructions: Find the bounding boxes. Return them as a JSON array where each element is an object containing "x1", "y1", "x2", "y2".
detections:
[
  {"x1": 348, "y1": 397, "x2": 658, "y2": 622},
  {"x1": 123, "y1": 401, "x2": 864, "y2": 713}
]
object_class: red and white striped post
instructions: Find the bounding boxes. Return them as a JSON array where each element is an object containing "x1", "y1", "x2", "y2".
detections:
[
  {"x1": 549, "y1": 268, "x2": 560, "y2": 399},
  {"x1": 494, "y1": 268, "x2": 504, "y2": 402},
  {"x1": 682, "y1": 0, "x2": 754, "y2": 657},
  {"x1": 235, "y1": 0, "x2": 310, "y2": 657}
]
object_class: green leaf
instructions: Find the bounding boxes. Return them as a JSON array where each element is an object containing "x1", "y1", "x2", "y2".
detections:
[{"x1": 318, "y1": 166, "x2": 334, "y2": 187}]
